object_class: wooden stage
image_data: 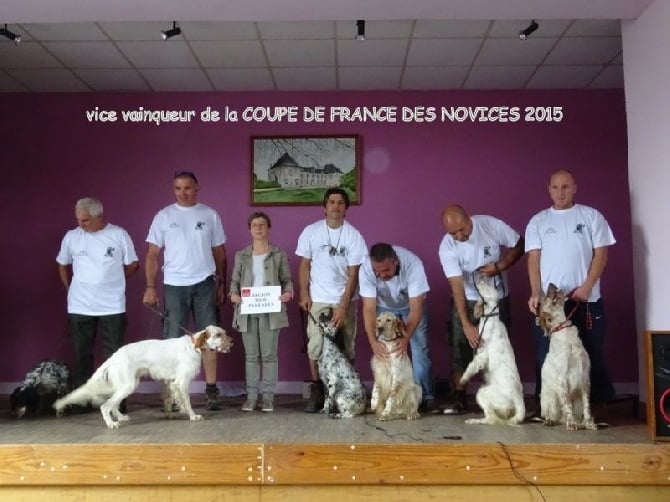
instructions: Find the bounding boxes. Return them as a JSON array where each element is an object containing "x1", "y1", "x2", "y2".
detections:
[{"x1": 0, "y1": 394, "x2": 668, "y2": 501}]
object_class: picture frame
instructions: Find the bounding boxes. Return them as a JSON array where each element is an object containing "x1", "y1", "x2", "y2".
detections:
[
  {"x1": 645, "y1": 330, "x2": 670, "y2": 441},
  {"x1": 250, "y1": 135, "x2": 361, "y2": 206}
]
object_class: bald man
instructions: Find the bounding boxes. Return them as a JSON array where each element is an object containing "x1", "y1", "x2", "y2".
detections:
[
  {"x1": 438, "y1": 205, "x2": 524, "y2": 414},
  {"x1": 526, "y1": 169, "x2": 616, "y2": 414}
]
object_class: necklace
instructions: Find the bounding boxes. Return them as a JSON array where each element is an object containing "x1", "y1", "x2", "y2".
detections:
[{"x1": 326, "y1": 222, "x2": 343, "y2": 256}]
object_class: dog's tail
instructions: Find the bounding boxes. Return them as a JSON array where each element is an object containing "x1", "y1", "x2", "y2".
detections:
[{"x1": 53, "y1": 361, "x2": 114, "y2": 411}]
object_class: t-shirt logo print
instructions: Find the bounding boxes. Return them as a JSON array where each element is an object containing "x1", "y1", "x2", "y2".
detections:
[
  {"x1": 574, "y1": 223, "x2": 584, "y2": 234},
  {"x1": 195, "y1": 221, "x2": 206, "y2": 231},
  {"x1": 483, "y1": 246, "x2": 492, "y2": 257},
  {"x1": 104, "y1": 247, "x2": 115, "y2": 258}
]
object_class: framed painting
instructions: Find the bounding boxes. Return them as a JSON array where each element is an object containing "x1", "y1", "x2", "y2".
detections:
[{"x1": 250, "y1": 135, "x2": 361, "y2": 206}]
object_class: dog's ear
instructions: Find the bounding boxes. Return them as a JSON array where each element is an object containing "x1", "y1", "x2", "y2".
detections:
[
  {"x1": 546, "y1": 283, "x2": 558, "y2": 299},
  {"x1": 192, "y1": 329, "x2": 209, "y2": 350},
  {"x1": 394, "y1": 318, "x2": 405, "y2": 337},
  {"x1": 474, "y1": 299, "x2": 484, "y2": 319}
]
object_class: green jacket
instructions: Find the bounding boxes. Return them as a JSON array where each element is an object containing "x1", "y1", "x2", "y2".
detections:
[{"x1": 229, "y1": 244, "x2": 293, "y2": 332}]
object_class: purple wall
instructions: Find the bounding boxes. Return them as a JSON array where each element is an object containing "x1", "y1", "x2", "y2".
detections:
[{"x1": 0, "y1": 89, "x2": 634, "y2": 386}]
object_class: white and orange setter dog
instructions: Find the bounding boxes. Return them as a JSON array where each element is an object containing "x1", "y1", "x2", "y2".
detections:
[
  {"x1": 370, "y1": 312, "x2": 421, "y2": 421},
  {"x1": 459, "y1": 276, "x2": 525, "y2": 425},
  {"x1": 538, "y1": 284, "x2": 597, "y2": 431},
  {"x1": 54, "y1": 326, "x2": 232, "y2": 429}
]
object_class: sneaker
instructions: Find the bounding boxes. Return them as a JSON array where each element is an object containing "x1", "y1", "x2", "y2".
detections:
[
  {"x1": 304, "y1": 381, "x2": 324, "y2": 413},
  {"x1": 442, "y1": 391, "x2": 467, "y2": 415},
  {"x1": 419, "y1": 398, "x2": 437, "y2": 413},
  {"x1": 261, "y1": 398, "x2": 274, "y2": 412},
  {"x1": 69, "y1": 403, "x2": 92, "y2": 415},
  {"x1": 242, "y1": 399, "x2": 257, "y2": 412},
  {"x1": 205, "y1": 386, "x2": 223, "y2": 411}
]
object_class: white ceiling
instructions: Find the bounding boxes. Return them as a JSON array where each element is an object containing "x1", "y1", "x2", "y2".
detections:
[{"x1": 0, "y1": 1, "x2": 654, "y2": 93}]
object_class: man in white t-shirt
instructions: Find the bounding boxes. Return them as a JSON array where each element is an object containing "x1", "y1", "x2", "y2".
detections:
[
  {"x1": 438, "y1": 204, "x2": 524, "y2": 414},
  {"x1": 526, "y1": 169, "x2": 616, "y2": 410},
  {"x1": 359, "y1": 243, "x2": 435, "y2": 412},
  {"x1": 57, "y1": 197, "x2": 139, "y2": 401},
  {"x1": 296, "y1": 187, "x2": 367, "y2": 413},
  {"x1": 143, "y1": 171, "x2": 227, "y2": 411}
]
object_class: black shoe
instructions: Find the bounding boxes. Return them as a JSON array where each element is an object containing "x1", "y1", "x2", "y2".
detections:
[
  {"x1": 69, "y1": 403, "x2": 92, "y2": 415},
  {"x1": 305, "y1": 381, "x2": 324, "y2": 413},
  {"x1": 419, "y1": 398, "x2": 437, "y2": 413},
  {"x1": 205, "y1": 386, "x2": 223, "y2": 411},
  {"x1": 442, "y1": 391, "x2": 467, "y2": 415}
]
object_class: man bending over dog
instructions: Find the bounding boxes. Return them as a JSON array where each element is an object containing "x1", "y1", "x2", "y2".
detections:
[
  {"x1": 359, "y1": 243, "x2": 436, "y2": 412},
  {"x1": 296, "y1": 188, "x2": 367, "y2": 413},
  {"x1": 439, "y1": 204, "x2": 524, "y2": 415}
]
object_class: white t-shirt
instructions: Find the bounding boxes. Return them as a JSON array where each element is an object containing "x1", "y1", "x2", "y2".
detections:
[
  {"x1": 525, "y1": 203, "x2": 616, "y2": 302},
  {"x1": 146, "y1": 203, "x2": 226, "y2": 286},
  {"x1": 359, "y1": 245, "x2": 430, "y2": 310},
  {"x1": 56, "y1": 223, "x2": 138, "y2": 315},
  {"x1": 252, "y1": 253, "x2": 267, "y2": 287},
  {"x1": 295, "y1": 220, "x2": 367, "y2": 303},
  {"x1": 438, "y1": 215, "x2": 520, "y2": 301}
]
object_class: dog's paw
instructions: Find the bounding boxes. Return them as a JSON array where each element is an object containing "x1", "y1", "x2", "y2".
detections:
[
  {"x1": 189, "y1": 414, "x2": 203, "y2": 421},
  {"x1": 105, "y1": 421, "x2": 120, "y2": 429},
  {"x1": 584, "y1": 419, "x2": 598, "y2": 431},
  {"x1": 407, "y1": 411, "x2": 420, "y2": 420},
  {"x1": 543, "y1": 418, "x2": 556, "y2": 427},
  {"x1": 379, "y1": 412, "x2": 390, "y2": 421},
  {"x1": 566, "y1": 420, "x2": 578, "y2": 431}
]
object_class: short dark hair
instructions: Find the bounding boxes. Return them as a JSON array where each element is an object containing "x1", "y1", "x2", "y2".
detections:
[
  {"x1": 174, "y1": 170, "x2": 199, "y2": 184},
  {"x1": 323, "y1": 187, "x2": 350, "y2": 209},
  {"x1": 369, "y1": 242, "x2": 397, "y2": 262},
  {"x1": 247, "y1": 211, "x2": 272, "y2": 229}
]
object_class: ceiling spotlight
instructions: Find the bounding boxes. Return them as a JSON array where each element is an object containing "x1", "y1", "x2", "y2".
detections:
[
  {"x1": 161, "y1": 21, "x2": 181, "y2": 41},
  {"x1": 355, "y1": 20, "x2": 366, "y2": 41},
  {"x1": 0, "y1": 24, "x2": 21, "y2": 45},
  {"x1": 518, "y1": 20, "x2": 539, "y2": 40}
]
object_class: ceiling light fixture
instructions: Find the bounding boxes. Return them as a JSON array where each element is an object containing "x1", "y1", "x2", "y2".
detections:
[
  {"x1": 0, "y1": 24, "x2": 21, "y2": 44},
  {"x1": 355, "y1": 20, "x2": 366, "y2": 41},
  {"x1": 518, "y1": 20, "x2": 539, "y2": 40},
  {"x1": 161, "y1": 21, "x2": 181, "y2": 41}
]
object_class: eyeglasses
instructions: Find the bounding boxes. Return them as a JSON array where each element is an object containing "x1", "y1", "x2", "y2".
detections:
[{"x1": 174, "y1": 170, "x2": 199, "y2": 184}]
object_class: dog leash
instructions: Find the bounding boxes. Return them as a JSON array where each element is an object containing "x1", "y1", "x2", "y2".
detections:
[{"x1": 144, "y1": 303, "x2": 193, "y2": 336}]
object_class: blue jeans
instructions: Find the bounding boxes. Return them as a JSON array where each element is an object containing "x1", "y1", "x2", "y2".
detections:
[
  {"x1": 534, "y1": 298, "x2": 616, "y2": 403},
  {"x1": 68, "y1": 313, "x2": 127, "y2": 387},
  {"x1": 163, "y1": 276, "x2": 219, "y2": 339},
  {"x1": 378, "y1": 305, "x2": 434, "y2": 400}
]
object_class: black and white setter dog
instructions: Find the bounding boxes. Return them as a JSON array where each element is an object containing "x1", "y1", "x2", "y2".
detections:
[
  {"x1": 314, "y1": 309, "x2": 367, "y2": 419},
  {"x1": 10, "y1": 360, "x2": 71, "y2": 418}
]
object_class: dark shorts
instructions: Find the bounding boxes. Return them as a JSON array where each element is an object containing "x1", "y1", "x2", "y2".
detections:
[
  {"x1": 163, "y1": 276, "x2": 219, "y2": 339},
  {"x1": 448, "y1": 296, "x2": 511, "y2": 373}
]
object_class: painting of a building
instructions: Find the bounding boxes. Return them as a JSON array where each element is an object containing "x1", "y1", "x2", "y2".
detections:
[{"x1": 268, "y1": 152, "x2": 343, "y2": 189}]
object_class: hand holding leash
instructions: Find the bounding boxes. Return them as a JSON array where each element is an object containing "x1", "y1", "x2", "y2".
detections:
[{"x1": 143, "y1": 287, "x2": 160, "y2": 307}]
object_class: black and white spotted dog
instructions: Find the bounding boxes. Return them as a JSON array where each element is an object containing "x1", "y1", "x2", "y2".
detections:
[
  {"x1": 10, "y1": 360, "x2": 70, "y2": 418},
  {"x1": 313, "y1": 309, "x2": 367, "y2": 419}
]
